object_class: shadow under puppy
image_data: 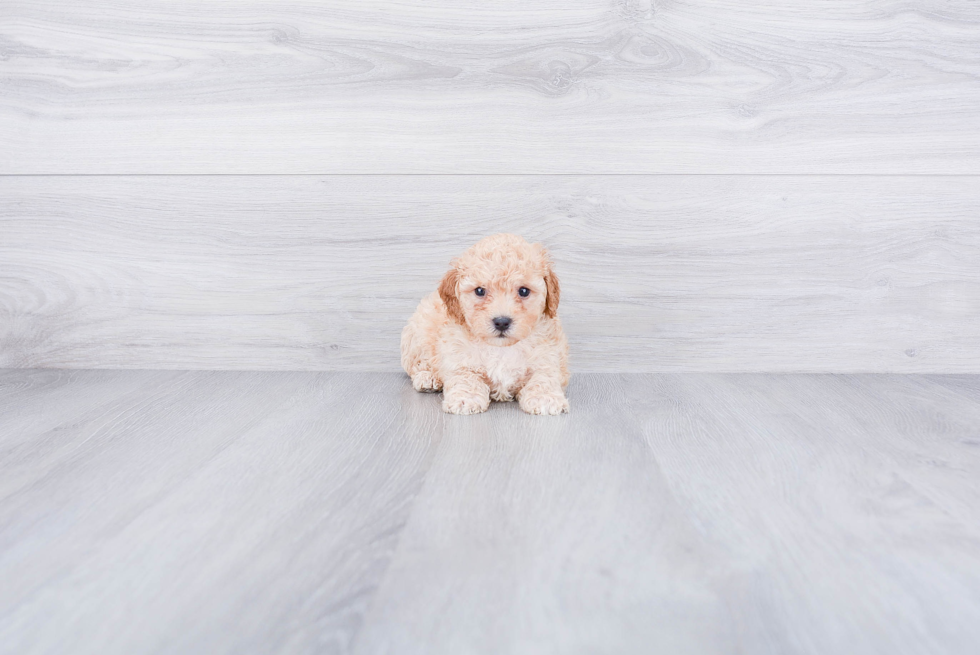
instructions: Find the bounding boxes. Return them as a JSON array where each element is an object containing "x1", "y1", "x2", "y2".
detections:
[{"x1": 401, "y1": 234, "x2": 570, "y2": 415}]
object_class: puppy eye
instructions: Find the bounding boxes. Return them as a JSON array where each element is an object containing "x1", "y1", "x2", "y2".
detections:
[
  {"x1": 474, "y1": 287, "x2": 485, "y2": 297},
  {"x1": 518, "y1": 287, "x2": 530, "y2": 297}
]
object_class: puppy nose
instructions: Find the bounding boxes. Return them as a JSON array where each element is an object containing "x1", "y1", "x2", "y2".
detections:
[{"x1": 493, "y1": 316, "x2": 512, "y2": 332}]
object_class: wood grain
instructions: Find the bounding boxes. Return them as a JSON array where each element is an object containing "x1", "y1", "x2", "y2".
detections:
[
  {"x1": 355, "y1": 373, "x2": 735, "y2": 654},
  {"x1": 2, "y1": 371, "x2": 979, "y2": 654},
  {"x1": 351, "y1": 372, "x2": 980, "y2": 655},
  {"x1": 0, "y1": 371, "x2": 444, "y2": 655},
  {"x1": 2, "y1": 175, "x2": 978, "y2": 372},
  {"x1": 632, "y1": 373, "x2": 980, "y2": 654},
  {"x1": 2, "y1": 0, "x2": 979, "y2": 173}
]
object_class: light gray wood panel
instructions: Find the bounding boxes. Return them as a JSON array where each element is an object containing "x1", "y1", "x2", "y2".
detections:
[
  {"x1": 2, "y1": 371, "x2": 979, "y2": 654},
  {"x1": 0, "y1": 369, "x2": 185, "y2": 495},
  {"x1": 2, "y1": 1, "x2": 979, "y2": 173},
  {"x1": 632, "y1": 373, "x2": 980, "y2": 654},
  {"x1": 0, "y1": 371, "x2": 444, "y2": 655},
  {"x1": 355, "y1": 373, "x2": 980, "y2": 655},
  {"x1": 2, "y1": 175, "x2": 979, "y2": 372},
  {"x1": 0, "y1": 369, "x2": 169, "y2": 442},
  {"x1": 354, "y1": 374, "x2": 733, "y2": 654}
]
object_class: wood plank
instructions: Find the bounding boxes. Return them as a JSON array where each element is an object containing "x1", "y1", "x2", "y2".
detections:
[
  {"x1": 0, "y1": 369, "x2": 185, "y2": 491},
  {"x1": 632, "y1": 373, "x2": 980, "y2": 654},
  {"x1": 0, "y1": 371, "x2": 444, "y2": 654},
  {"x1": 2, "y1": 175, "x2": 978, "y2": 372},
  {"x1": 354, "y1": 373, "x2": 735, "y2": 654},
  {"x1": 354, "y1": 373, "x2": 980, "y2": 654},
  {"x1": 2, "y1": 1, "x2": 979, "y2": 173},
  {"x1": 2, "y1": 371, "x2": 979, "y2": 653}
]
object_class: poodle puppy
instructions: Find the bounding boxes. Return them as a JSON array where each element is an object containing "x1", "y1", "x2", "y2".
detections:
[{"x1": 401, "y1": 234, "x2": 569, "y2": 415}]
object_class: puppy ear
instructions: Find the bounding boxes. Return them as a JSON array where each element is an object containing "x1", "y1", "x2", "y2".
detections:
[
  {"x1": 439, "y1": 266, "x2": 466, "y2": 325},
  {"x1": 544, "y1": 265, "x2": 561, "y2": 318},
  {"x1": 533, "y1": 243, "x2": 561, "y2": 318}
]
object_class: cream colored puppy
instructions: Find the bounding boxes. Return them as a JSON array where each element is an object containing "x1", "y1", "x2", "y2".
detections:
[{"x1": 401, "y1": 234, "x2": 569, "y2": 415}]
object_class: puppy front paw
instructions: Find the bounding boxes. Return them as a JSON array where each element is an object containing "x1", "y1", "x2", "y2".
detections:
[
  {"x1": 412, "y1": 370, "x2": 442, "y2": 393},
  {"x1": 442, "y1": 394, "x2": 490, "y2": 415},
  {"x1": 519, "y1": 391, "x2": 569, "y2": 415}
]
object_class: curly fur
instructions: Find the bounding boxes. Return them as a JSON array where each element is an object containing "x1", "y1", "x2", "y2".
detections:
[{"x1": 401, "y1": 234, "x2": 570, "y2": 415}]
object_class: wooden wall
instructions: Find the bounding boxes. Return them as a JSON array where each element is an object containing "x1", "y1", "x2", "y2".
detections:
[{"x1": 1, "y1": 1, "x2": 978, "y2": 371}]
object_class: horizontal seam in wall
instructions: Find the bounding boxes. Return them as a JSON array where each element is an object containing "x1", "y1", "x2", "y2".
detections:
[{"x1": 2, "y1": 173, "x2": 980, "y2": 178}]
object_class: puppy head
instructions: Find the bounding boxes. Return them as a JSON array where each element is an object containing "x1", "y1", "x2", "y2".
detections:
[{"x1": 439, "y1": 234, "x2": 560, "y2": 347}]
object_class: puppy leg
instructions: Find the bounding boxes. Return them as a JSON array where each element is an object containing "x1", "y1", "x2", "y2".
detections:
[
  {"x1": 442, "y1": 371, "x2": 491, "y2": 415},
  {"x1": 518, "y1": 374, "x2": 569, "y2": 415},
  {"x1": 412, "y1": 370, "x2": 442, "y2": 392},
  {"x1": 400, "y1": 297, "x2": 443, "y2": 393}
]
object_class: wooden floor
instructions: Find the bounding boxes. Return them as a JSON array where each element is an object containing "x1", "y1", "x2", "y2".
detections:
[
  {"x1": 4, "y1": 3, "x2": 978, "y2": 653},
  {"x1": 2, "y1": 370, "x2": 979, "y2": 654}
]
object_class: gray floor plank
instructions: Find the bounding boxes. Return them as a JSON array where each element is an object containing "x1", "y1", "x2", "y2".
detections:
[
  {"x1": 0, "y1": 371, "x2": 444, "y2": 655},
  {"x1": 2, "y1": 1, "x2": 979, "y2": 173},
  {"x1": 3, "y1": 175, "x2": 979, "y2": 373},
  {"x1": 355, "y1": 373, "x2": 980, "y2": 655},
  {"x1": 354, "y1": 373, "x2": 735, "y2": 654},
  {"x1": 2, "y1": 371, "x2": 979, "y2": 654},
  {"x1": 632, "y1": 373, "x2": 980, "y2": 654},
  {"x1": 0, "y1": 369, "x2": 197, "y2": 502},
  {"x1": 0, "y1": 370, "x2": 174, "y2": 445}
]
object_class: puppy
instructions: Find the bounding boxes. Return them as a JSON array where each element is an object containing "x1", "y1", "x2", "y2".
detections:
[{"x1": 401, "y1": 234, "x2": 569, "y2": 415}]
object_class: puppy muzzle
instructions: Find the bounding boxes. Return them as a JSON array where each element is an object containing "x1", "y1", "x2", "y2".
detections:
[{"x1": 492, "y1": 316, "x2": 512, "y2": 336}]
